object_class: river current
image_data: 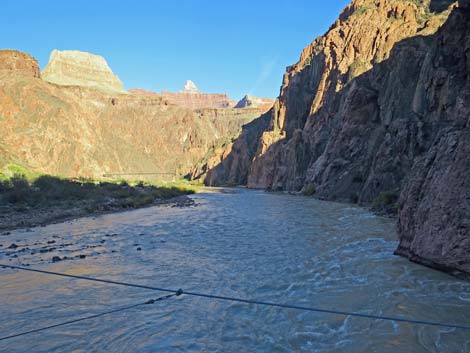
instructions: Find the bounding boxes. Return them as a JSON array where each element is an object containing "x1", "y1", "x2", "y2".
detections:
[{"x1": 0, "y1": 188, "x2": 469, "y2": 352}]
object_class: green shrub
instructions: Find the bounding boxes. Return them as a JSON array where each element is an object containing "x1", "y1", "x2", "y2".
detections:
[
  {"x1": 6, "y1": 175, "x2": 31, "y2": 204},
  {"x1": 302, "y1": 184, "x2": 316, "y2": 196},
  {"x1": 348, "y1": 59, "x2": 371, "y2": 82},
  {"x1": 0, "y1": 166, "x2": 195, "y2": 211},
  {"x1": 375, "y1": 190, "x2": 399, "y2": 205},
  {"x1": 2, "y1": 164, "x2": 29, "y2": 178},
  {"x1": 33, "y1": 175, "x2": 85, "y2": 201},
  {"x1": 373, "y1": 190, "x2": 399, "y2": 213},
  {"x1": 224, "y1": 181, "x2": 239, "y2": 187},
  {"x1": 353, "y1": 4, "x2": 374, "y2": 17}
]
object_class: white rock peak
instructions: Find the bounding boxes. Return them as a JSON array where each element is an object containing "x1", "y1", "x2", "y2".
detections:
[{"x1": 182, "y1": 80, "x2": 200, "y2": 94}]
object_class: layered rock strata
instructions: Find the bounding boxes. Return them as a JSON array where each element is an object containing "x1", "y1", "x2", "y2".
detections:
[
  {"x1": 161, "y1": 91, "x2": 235, "y2": 109},
  {"x1": 42, "y1": 50, "x2": 125, "y2": 93}
]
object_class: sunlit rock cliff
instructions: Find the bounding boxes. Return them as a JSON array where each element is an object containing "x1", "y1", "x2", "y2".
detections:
[
  {"x1": 0, "y1": 50, "x2": 263, "y2": 180},
  {"x1": 0, "y1": 50, "x2": 41, "y2": 78},
  {"x1": 42, "y1": 50, "x2": 126, "y2": 93}
]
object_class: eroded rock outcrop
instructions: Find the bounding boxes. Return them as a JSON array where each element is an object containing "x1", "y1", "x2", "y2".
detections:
[
  {"x1": 42, "y1": 50, "x2": 125, "y2": 93},
  {"x1": 0, "y1": 50, "x2": 40, "y2": 78},
  {"x1": 235, "y1": 94, "x2": 274, "y2": 112}
]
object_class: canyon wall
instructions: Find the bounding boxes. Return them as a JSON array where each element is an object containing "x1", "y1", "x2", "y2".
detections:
[
  {"x1": 205, "y1": 0, "x2": 470, "y2": 277},
  {"x1": 248, "y1": 0, "x2": 456, "y2": 193},
  {"x1": 0, "y1": 50, "x2": 263, "y2": 181},
  {"x1": 396, "y1": 0, "x2": 470, "y2": 276},
  {"x1": 207, "y1": 0, "x2": 455, "y2": 190}
]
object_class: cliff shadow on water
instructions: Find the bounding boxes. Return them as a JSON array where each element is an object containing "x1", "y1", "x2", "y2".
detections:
[{"x1": 202, "y1": 1, "x2": 470, "y2": 279}]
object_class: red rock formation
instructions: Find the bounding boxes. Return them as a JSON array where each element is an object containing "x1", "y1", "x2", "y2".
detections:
[
  {"x1": 0, "y1": 50, "x2": 40, "y2": 78},
  {"x1": 0, "y1": 55, "x2": 264, "y2": 181},
  {"x1": 161, "y1": 91, "x2": 235, "y2": 109},
  {"x1": 130, "y1": 87, "x2": 236, "y2": 110},
  {"x1": 128, "y1": 88, "x2": 160, "y2": 97}
]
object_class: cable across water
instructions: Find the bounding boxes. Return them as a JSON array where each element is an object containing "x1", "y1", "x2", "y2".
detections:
[
  {"x1": 1, "y1": 264, "x2": 469, "y2": 332},
  {"x1": 0, "y1": 291, "x2": 182, "y2": 341}
]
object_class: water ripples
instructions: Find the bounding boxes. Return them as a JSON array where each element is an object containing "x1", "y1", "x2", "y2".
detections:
[{"x1": 0, "y1": 188, "x2": 469, "y2": 352}]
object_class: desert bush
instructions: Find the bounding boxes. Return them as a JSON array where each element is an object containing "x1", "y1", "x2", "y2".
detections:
[
  {"x1": 5, "y1": 175, "x2": 31, "y2": 203},
  {"x1": 373, "y1": 189, "x2": 399, "y2": 214},
  {"x1": 0, "y1": 167, "x2": 194, "y2": 211},
  {"x1": 374, "y1": 190, "x2": 399, "y2": 206},
  {"x1": 302, "y1": 184, "x2": 316, "y2": 196}
]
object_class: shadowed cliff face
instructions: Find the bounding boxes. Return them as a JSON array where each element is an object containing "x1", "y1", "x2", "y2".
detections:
[
  {"x1": 205, "y1": 0, "x2": 456, "y2": 189},
  {"x1": 204, "y1": 0, "x2": 470, "y2": 277},
  {"x1": 198, "y1": 110, "x2": 272, "y2": 185},
  {"x1": 395, "y1": 0, "x2": 470, "y2": 276},
  {"x1": 247, "y1": 0, "x2": 456, "y2": 191}
]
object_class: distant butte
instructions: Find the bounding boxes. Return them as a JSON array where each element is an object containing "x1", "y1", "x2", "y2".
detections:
[
  {"x1": 131, "y1": 81, "x2": 273, "y2": 111},
  {"x1": 234, "y1": 94, "x2": 274, "y2": 111},
  {"x1": 42, "y1": 50, "x2": 126, "y2": 93},
  {"x1": 160, "y1": 80, "x2": 235, "y2": 109}
]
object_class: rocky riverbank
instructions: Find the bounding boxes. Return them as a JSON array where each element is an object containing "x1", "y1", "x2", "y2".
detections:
[
  {"x1": 0, "y1": 194, "x2": 196, "y2": 232},
  {"x1": 0, "y1": 171, "x2": 197, "y2": 231}
]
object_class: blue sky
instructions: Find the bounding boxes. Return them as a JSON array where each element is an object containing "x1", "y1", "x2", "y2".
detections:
[{"x1": 2, "y1": 0, "x2": 350, "y2": 99}]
